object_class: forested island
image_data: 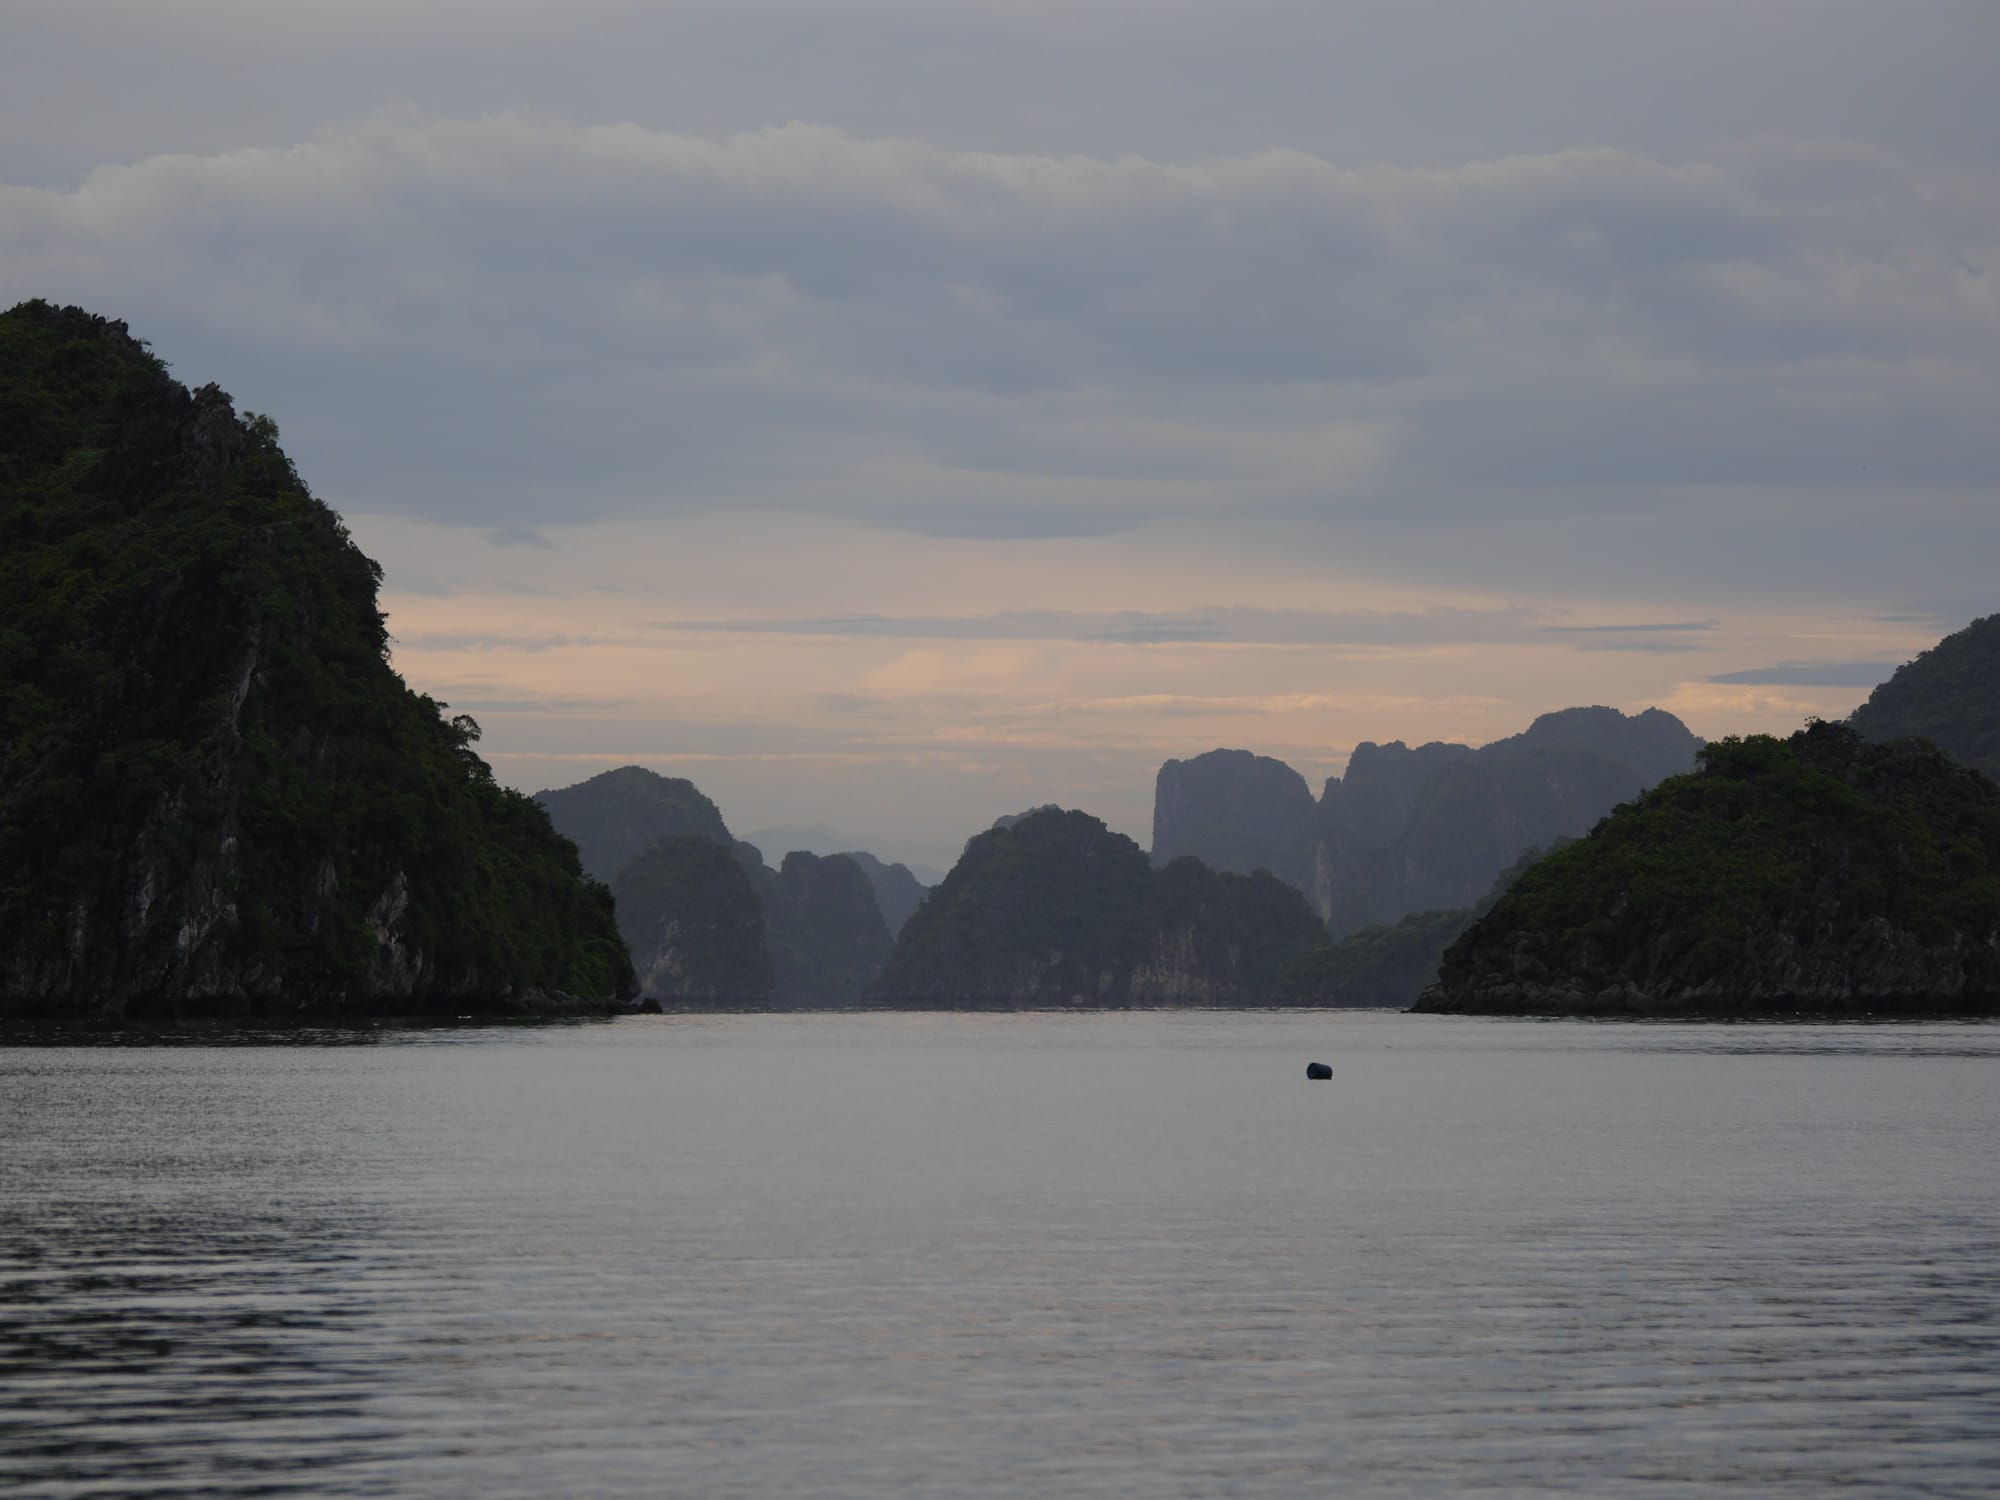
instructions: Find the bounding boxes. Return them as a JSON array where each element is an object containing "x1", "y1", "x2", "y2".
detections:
[
  {"x1": 0, "y1": 302, "x2": 632, "y2": 1022},
  {"x1": 870, "y1": 807, "x2": 1327, "y2": 1008},
  {"x1": 1415, "y1": 617, "x2": 2000, "y2": 1018},
  {"x1": 1417, "y1": 721, "x2": 2000, "y2": 1017}
]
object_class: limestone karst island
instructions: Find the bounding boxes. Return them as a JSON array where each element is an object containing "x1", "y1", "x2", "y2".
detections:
[{"x1": 2, "y1": 300, "x2": 1996, "y2": 1024}]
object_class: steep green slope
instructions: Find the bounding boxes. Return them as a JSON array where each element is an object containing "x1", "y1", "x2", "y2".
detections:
[
  {"x1": 1849, "y1": 614, "x2": 2000, "y2": 777},
  {"x1": 1417, "y1": 722, "x2": 2000, "y2": 1017},
  {"x1": 0, "y1": 301, "x2": 632, "y2": 1020}
]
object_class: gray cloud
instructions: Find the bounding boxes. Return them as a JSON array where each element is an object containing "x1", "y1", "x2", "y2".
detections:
[
  {"x1": 656, "y1": 605, "x2": 1544, "y2": 646},
  {"x1": 1575, "y1": 642, "x2": 1711, "y2": 655},
  {"x1": 485, "y1": 526, "x2": 554, "y2": 550},
  {"x1": 2, "y1": 113, "x2": 1994, "y2": 561},
  {"x1": 395, "y1": 631, "x2": 585, "y2": 653},
  {"x1": 1707, "y1": 661, "x2": 1897, "y2": 687},
  {"x1": 9, "y1": 3, "x2": 1999, "y2": 187},
  {"x1": 1542, "y1": 622, "x2": 1718, "y2": 634},
  {"x1": 10, "y1": 3, "x2": 1989, "y2": 861},
  {"x1": 1542, "y1": 621, "x2": 1718, "y2": 654}
]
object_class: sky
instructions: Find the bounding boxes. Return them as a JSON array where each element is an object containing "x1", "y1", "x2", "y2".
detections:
[{"x1": 4, "y1": 1, "x2": 1995, "y2": 870}]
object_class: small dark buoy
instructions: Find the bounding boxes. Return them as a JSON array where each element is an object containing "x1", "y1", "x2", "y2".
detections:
[{"x1": 1306, "y1": 1061, "x2": 1332, "y2": 1080}]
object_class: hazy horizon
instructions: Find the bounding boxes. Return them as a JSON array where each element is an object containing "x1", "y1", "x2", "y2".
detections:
[{"x1": 5, "y1": 1, "x2": 1993, "y2": 869}]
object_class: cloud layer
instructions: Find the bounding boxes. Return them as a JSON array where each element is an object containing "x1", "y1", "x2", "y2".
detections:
[
  {"x1": 4, "y1": 114, "x2": 1994, "y2": 563},
  {"x1": 6, "y1": 9, "x2": 1992, "y2": 862}
]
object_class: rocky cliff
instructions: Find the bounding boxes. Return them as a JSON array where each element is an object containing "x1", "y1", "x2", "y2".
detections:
[
  {"x1": 1279, "y1": 844, "x2": 1559, "y2": 1008},
  {"x1": 534, "y1": 766, "x2": 732, "y2": 884},
  {"x1": 837, "y1": 850, "x2": 930, "y2": 939},
  {"x1": 1849, "y1": 613, "x2": 1999, "y2": 777},
  {"x1": 1151, "y1": 749, "x2": 1316, "y2": 875},
  {"x1": 870, "y1": 808, "x2": 1327, "y2": 1008},
  {"x1": 1151, "y1": 705, "x2": 1701, "y2": 937},
  {"x1": 536, "y1": 764, "x2": 906, "y2": 1007},
  {"x1": 612, "y1": 835, "x2": 773, "y2": 1005},
  {"x1": 1415, "y1": 722, "x2": 2000, "y2": 1017},
  {"x1": 0, "y1": 301, "x2": 633, "y2": 1021},
  {"x1": 744, "y1": 849, "x2": 894, "y2": 1007}
]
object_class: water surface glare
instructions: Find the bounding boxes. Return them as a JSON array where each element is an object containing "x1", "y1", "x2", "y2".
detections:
[{"x1": 3, "y1": 1012, "x2": 1997, "y2": 1496}]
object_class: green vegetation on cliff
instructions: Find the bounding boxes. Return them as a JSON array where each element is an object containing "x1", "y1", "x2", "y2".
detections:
[
  {"x1": 0, "y1": 301, "x2": 632, "y2": 1018},
  {"x1": 1849, "y1": 613, "x2": 1999, "y2": 777},
  {"x1": 1419, "y1": 722, "x2": 2000, "y2": 1016}
]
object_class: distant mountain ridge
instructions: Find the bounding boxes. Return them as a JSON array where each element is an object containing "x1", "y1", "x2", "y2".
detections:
[{"x1": 1153, "y1": 705, "x2": 1701, "y2": 936}]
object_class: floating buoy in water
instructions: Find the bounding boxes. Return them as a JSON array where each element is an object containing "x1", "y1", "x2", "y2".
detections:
[{"x1": 1306, "y1": 1061, "x2": 1332, "y2": 1080}]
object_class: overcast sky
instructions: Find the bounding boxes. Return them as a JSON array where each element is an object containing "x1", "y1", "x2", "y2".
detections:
[{"x1": 5, "y1": 1, "x2": 1995, "y2": 868}]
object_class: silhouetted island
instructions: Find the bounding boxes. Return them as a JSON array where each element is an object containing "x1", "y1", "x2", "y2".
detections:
[
  {"x1": 870, "y1": 807, "x2": 1327, "y2": 1008},
  {"x1": 538, "y1": 764, "x2": 907, "y2": 1007},
  {"x1": 0, "y1": 302, "x2": 633, "y2": 1022}
]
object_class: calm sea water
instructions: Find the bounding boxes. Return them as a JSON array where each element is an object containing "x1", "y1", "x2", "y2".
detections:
[{"x1": 2, "y1": 1012, "x2": 1996, "y2": 1497}]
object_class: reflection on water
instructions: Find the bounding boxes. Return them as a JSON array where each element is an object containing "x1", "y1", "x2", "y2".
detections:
[
  {"x1": 3, "y1": 1014, "x2": 1998, "y2": 1497},
  {"x1": 1, "y1": 1207, "x2": 406, "y2": 1497}
]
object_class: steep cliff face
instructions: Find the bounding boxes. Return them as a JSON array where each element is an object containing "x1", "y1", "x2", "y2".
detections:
[
  {"x1": 1150, "y1": 749, "x2": 1316, "y2": 875},
  {"x1": 1849, "y1": 613, "x2": 1999, "y2": 777},
  {"x1": 1131, "y1": 858, "x2": 1329, "y2": 1005},
  {"x1": 534, "y1": 766, "x2": 731, "y2": 884},
  {"x1": 1321, "y1": 739, "x2": 1475, "y2": 851},
  {"x1": 0, "y1": 301, "x2": 633, "y2": 1020},
  {"x1": 1151, "y1": 706, "x2": 1700, "y2": 937},
  {"x1": 611, "y1": 835, "x2": 773, "y2": 1005},
  {"x1": 871, "y1": 808, "x2": 1326, "y2": 1008},
  {"x1": 840, "y1": 850, "x2": 930, "y2": 938},
  {"x1": 538, "y1": 766, "x2": 904, "y2": 1006},
  {"x1": 1416, "y1": 722, "x2": 2000, "y2": 1017},
  {"x1": 1279, "y1": 844, "x2": 1560, "y2": 1008},
  {"x1": 752, "y1": 851, "x2": 893, "y2": 1007}
]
